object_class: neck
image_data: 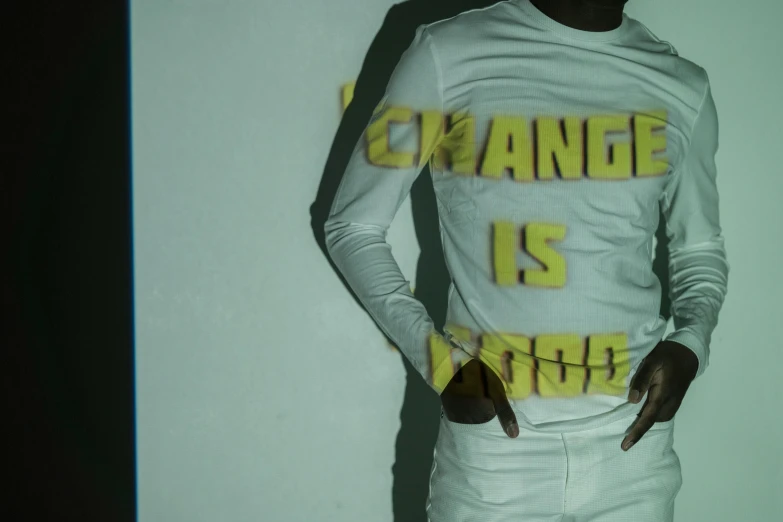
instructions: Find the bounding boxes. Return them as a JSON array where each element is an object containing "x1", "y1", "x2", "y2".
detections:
[{"x1": 528, "y1": 0, "x2": 627, "y2": 32}]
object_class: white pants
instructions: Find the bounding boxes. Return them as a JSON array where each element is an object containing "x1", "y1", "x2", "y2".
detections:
[{"x1": 426, "y1": 408, "x2": 682, "y2": 521}]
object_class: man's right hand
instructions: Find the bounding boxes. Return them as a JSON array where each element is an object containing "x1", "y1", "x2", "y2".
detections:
[{"x1": 440, "y1": 358, "x2": 519, "y2": 438}]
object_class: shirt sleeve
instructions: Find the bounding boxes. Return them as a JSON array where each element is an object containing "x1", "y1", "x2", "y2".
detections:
[
  {"x1": 659, "y1": 75, "x2": 730, "y2": 380},
  {"x1": 324, "y1": 25, "x2": 474, "y2": 396}
]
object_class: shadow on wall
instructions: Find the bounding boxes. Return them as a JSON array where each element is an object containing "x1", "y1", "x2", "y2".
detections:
[{"x1": 309, "y1": 1, "x2": 673, "y2": 520}]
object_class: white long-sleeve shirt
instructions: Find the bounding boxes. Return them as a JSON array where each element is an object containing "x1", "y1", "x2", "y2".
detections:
[{"x1": 325, "y1": 0, "x2": 729, "y2": 432}]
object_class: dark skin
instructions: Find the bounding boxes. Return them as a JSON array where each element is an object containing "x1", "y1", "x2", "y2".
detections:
[
  {"x1": 440, "y1": 357, "x2": 520, "y2": 437},
  {"x1": 440, "y1": 340, "x2": 700, "y2": 451},
  {"x1": 622, "y1": 340, "x2": 699, "y2": 450},
  {"x1": 529, "y1": 0, "x2": 630, "y2": 32}
]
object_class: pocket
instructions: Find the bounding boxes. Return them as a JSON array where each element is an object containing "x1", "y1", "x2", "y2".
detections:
[
  {"x1": 645, "y1": 413, "x2": 676, "y2": 430},
  {"x1": 440, "y1": 406, "x2": 498, "y2": 430},
  {"x1": 621, "y1": 412, "x2": 675, "y2": 440},
  {"x1": 639, "y1": 417, "x2": 681, "y2": 498},
  {"x1": 649, "y1": 416, "x2": 675, "y2": 430}
]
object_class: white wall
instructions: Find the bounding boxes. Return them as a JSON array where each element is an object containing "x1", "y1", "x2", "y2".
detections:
[{"x1": 131, "y1": 1, "x2": 782, "y2": 520}]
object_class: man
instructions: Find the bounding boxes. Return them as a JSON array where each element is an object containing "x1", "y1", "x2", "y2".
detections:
[{"x1": 324, "y1": 0, "x2": 729, "y2": 520}]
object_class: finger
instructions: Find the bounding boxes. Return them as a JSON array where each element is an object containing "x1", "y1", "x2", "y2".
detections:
[
  {"x1": 493, "y1": 394, "x2": 519, "y2": 438},
  {"x1": 622, "y1": 395, "x2": 662, "y2": 451},
  {"x1": 483, "y1": 365, "x2": 519, "y2": 438},
  {"x1": 622, "y1": 413, "x2": 654, "y2": 451}
]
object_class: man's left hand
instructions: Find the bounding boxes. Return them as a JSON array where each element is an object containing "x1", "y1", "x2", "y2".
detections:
[{"x1": 622, "y1": 340, "x2": 699, "y2": 452}]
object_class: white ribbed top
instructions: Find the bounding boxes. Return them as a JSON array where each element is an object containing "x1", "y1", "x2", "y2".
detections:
[{"x1": 325, "y1": 0, "x2": 729, "y2": 432}]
